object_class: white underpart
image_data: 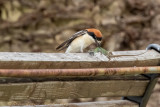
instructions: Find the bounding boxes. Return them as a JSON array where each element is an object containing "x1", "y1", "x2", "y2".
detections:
[{"x1": 65, "y1": 33, "x2": 95, "y2": 53}]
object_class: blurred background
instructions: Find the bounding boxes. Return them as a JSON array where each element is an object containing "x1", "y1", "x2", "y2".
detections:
[{"x1": 0, "y1": 0, "x2": 159, "y2": 106}]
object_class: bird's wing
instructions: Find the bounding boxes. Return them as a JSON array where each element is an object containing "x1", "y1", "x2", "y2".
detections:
[{"x1": 56, "y1": 30, "x2": 87, "y2": 51}]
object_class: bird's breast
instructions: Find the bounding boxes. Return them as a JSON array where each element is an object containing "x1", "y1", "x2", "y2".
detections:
[
  {"x1": 82, "y1": 34, "x2": 95, "y2": 48},
  {"x1": 65, "y1": 33, "x2": 95, "y2": 53}
]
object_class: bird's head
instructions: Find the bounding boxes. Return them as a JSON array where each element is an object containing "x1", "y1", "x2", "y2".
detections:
[{"x1": 86, "y1": 28, "x2": 103, "y2": 47}]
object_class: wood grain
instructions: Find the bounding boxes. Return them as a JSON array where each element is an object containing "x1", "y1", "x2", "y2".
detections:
[
  {"x1": 43, "y1": 100, "x2": 139, "y2": 107},
  {"x1": 46, "y1": 100, "x2": 138, "y2": 107},
  {"x1": 0, "y1": 80, "x2": 148, "y2": 102},
  {"x1": 0, "y1": 50, "x2": 159, "y2": 69},
  {"x1": 0, "y1": 75, "x2": 148, "y2": 83},
  {"x1": 1, "y1": 100, "x2": 138, "y2": 107}
]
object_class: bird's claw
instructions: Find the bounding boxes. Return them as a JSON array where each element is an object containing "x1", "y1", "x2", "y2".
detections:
[{"x1": 89, "y1": 50, "x2": 95, "y2": 56}]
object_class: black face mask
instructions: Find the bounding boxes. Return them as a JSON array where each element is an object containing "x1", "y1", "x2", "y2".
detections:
[{"x1": 87, "y1": 31, "x2": 101, "y2": 47}]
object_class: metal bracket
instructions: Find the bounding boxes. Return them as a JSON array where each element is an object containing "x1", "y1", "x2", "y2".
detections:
[
  {"x1": 123, "y1": 44, "x2": 160, "y2": 107},
  {"x1": 122, "y1": 74, "x2": 159, "y2": 107},
  {"x1": 123, "y1": 43, "x2": 160, "y2": 107}
]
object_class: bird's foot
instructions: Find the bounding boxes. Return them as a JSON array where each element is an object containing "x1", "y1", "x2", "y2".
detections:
[{"x1": 88, "y1": 50, "x2": 95, "y2": 56}]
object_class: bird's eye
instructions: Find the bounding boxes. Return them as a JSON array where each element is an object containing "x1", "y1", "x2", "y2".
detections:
[{"x1": 97, "y1": 37, "x2": 102, "y2": 41}]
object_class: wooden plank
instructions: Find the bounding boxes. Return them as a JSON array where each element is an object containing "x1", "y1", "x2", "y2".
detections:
[
  {"x1": 53, "y1": 100, "x2": 139, "y2": 107},
  {"x1": 43, "y1": 100, "x2": 139, "y2": 107},
  {"x1": 0, "y1": 75, "x2": 148, "y2": 83},
  {"x1": 1, "y1": 100, "x2": 138, "y2": 107},
  {"x1": 0, "y1": 80, "x2": 148, "y2": 101},
  {"x1": 0, "y1": 50, "x2": 159, "y2": 69}
]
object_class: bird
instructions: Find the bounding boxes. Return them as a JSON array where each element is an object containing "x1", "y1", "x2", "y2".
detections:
[{"x1": 56, "y1": 28, "x2": 103, "y2": 53}]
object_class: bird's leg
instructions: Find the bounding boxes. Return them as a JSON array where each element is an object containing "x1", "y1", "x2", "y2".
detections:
[
  {"x1": 80, "y1": 44, "x2": 84, "y2": 53},
  {"x1": 88, "y1": 50, "x2": 95, "y2": 56},
  {"x1": 88, "y1": 47, "x2": 102, "y2": 56}
]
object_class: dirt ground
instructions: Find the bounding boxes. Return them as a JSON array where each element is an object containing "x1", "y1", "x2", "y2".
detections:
[{"x1": 0, "y1": 0, "x2": 160, "y2": 106}]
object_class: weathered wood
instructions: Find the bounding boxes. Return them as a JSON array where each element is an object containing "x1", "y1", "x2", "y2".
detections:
[
  {"x1": 2, "y1": 100, "x2": 138, "y2": 107},
  {"x1": 40, "y1": 100, "x2": 139, "y2": 107},
  {"x1": 0, "y1": 75, "x2": 148, "y2": 83},
  {"x1": 0, "y1": 80, "x2": 148, "y2": 101},
  {"x1": 0, "y1": 50, "x2": 159, "y2": 69}
]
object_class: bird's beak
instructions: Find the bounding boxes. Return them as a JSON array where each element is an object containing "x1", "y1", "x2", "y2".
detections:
[{"x1": 95, "y1": 39, "x2": 100, "y2": 47}]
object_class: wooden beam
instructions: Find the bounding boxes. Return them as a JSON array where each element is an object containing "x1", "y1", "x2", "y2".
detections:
[
  {"x1": 0, "y1": 50, "x2": 159, "y2": 69},
  {"x1": 0, "y1": 80, "x2": 148, "y2": 101},
  {"x1": 1, "y1": 100, "x2": 138, "y2": 107}
]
